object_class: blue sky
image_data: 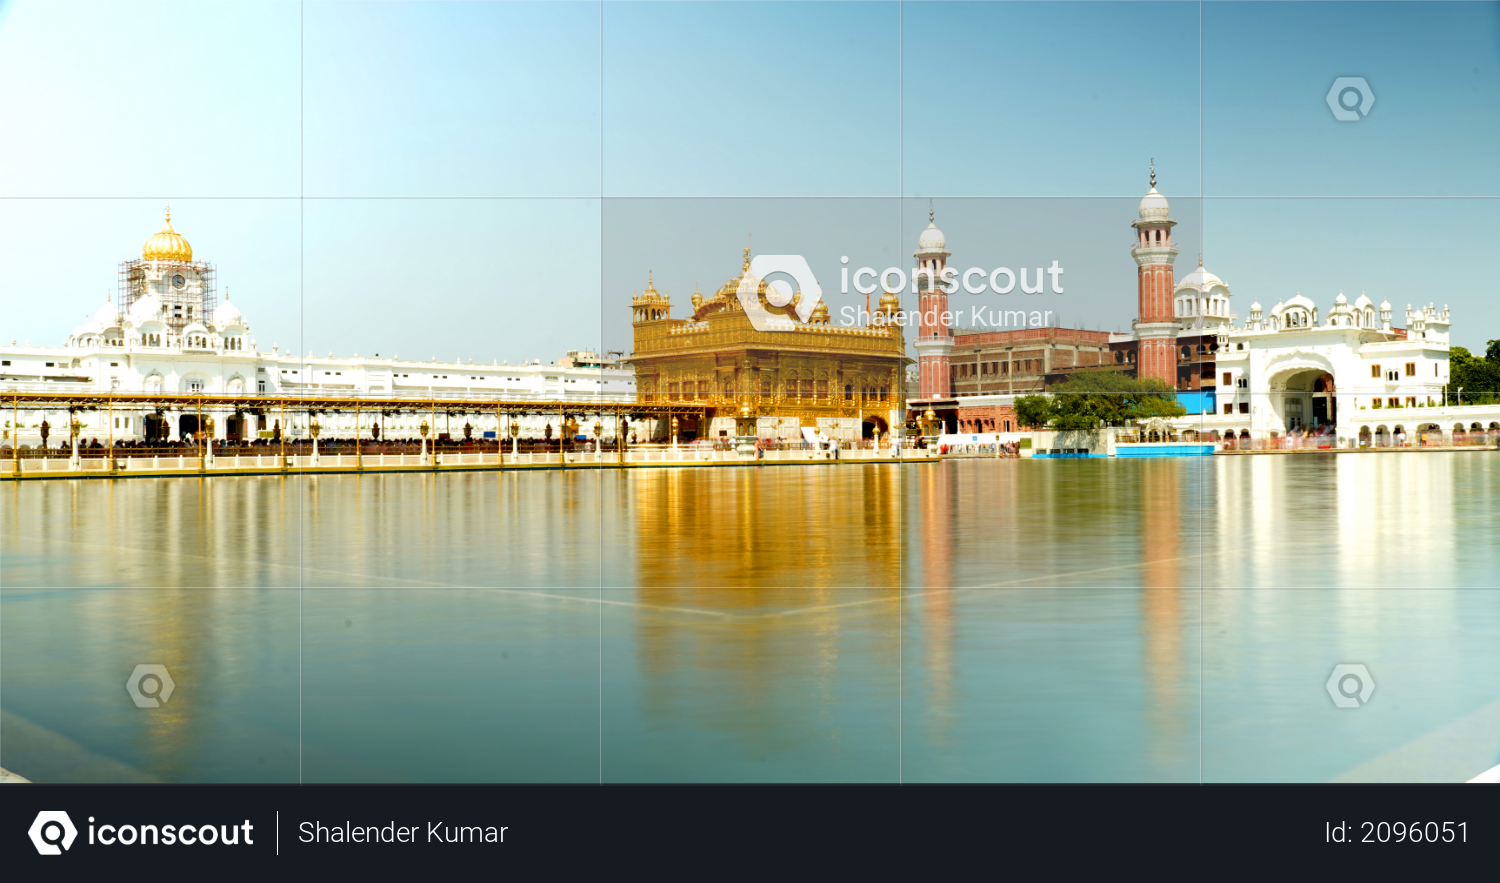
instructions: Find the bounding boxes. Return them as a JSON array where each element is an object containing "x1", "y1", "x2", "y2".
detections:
[{"x1": 1, "y1": 1, "x2": 1497, "y2": 358}]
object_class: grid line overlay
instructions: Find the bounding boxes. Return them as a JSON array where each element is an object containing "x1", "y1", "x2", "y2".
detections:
[{"x1": 0, "y1": 0, "x2": 1493, "y2": 790}]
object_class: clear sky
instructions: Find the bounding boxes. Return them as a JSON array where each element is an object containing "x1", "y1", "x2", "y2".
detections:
[{"x1": 2, "y1": 1, "x2": 1497, "y2": 359}]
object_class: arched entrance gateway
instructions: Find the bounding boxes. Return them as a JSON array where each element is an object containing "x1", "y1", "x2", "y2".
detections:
[
  {"x1": 861, "y1": 415, "x2": 889, "y2": 439},
  {"x1": 1264, "y1": 354, "x2": 1339, "y2": 436}
]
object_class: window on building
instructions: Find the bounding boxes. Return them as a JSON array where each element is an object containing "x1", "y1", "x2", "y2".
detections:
[
  {"x1": 1224, "y1": 403, "x2": 1233, "y2": 415},
  {"x1": 1222, "y1": 372, "x2": 1232, "y2": 386},
  {"x1": 1406, "y1": 396, "x2": 1417, "y2": 407},
  {"x1": 1388, "y1": 397, "x2": 1399, "y2": 408},
  {"x1": 1238, "y1": 402, "x2": 1249, "y2": 414},
  {"x1": 1371, "y1": 364, "x2": 1380, "y2": 378},
  {"x1": 1405, "y1": 362, "x2": 1415, "y2": 377}
]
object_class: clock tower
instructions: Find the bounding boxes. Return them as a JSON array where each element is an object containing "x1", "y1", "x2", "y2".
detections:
[{"x1": 121, "y1": 207, "x2": 217, "y2": 338}]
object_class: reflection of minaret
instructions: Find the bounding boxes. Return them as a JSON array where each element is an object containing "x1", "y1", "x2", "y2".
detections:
[
  {"x1": 923, "y1": 588, "x2": 957, "y2": 743},
  {"x1": 1139, "y1": 460, "x2": 1188, "y2": 776},
  {"x1": 1141, "y1": 460, "x2": 1180, "y2": 589},
  {"x1": 914, "y1": 463, "x2": 953, "y2": 588}
]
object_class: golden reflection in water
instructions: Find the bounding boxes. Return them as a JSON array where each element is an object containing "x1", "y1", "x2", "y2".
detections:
[
  {"x1": 66, "y1": 588, "x2": 211, "y2": 781},
  {"x1": 628, "y1": 466, "x2": 902, "y2": 587},
  {"x1": 1139, "y1": 460, "x2": 1189, "y2": 775},
  {"x1": 624, "y1": 466, "x2": 903, "y2": 755},
  {"x1": 630, "y1": 587, "x2": 900, "y2": 755},
  {"x1": 922, "y1": 588, "x2": 957, "y2": 745},
  {"x1": 915, "y1": 464, "x2": 953, "y2": 588}
]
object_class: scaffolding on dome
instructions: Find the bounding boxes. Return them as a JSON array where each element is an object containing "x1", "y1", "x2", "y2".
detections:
[{"x1": 118, "y1": 259, "x2": 217, "y2": 335}]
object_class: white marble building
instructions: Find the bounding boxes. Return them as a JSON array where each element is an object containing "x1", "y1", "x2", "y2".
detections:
[
  {"x1": 1184, "y1": 286, "x2": 1499, "y2": 444},
  {"x1": 2, "y1": 212, "x2": 635, "y2": 445}
]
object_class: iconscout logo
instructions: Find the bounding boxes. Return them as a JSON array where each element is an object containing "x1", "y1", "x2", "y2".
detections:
[
  {"x1": 29, "y1": 811, "x2": 79, "y2": 855},
  {"x1": 736, "y1": 254, "x2": 822, "y2": 332},
  {"x1": 28, "y1": 810, "x2": 255, "y2": 855}
]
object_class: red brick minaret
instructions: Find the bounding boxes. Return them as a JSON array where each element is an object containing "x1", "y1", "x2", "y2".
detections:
[
  {"x1": 1131, "y1": 162, "x2": 1180, "y2": 387},
  {"x1": 914, "y1": 206, "x2": 953, "y2": 400}
]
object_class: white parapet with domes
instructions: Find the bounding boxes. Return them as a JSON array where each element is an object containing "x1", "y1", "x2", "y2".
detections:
[{"x1": 1, "y1": 214, "x2": 638, "y2": 446}]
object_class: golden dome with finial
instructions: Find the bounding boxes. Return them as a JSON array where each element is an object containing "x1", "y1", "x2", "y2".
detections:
[
  {"x1": 641, "y1": 270, "x2": 666, "y2": 303},
  {"x1": 690, "y1": 285, "x2": 703, "y2": 310},
  {"x1": 142, "y1": 206, "x2": 193, "y2": 262},
  {"x1": 879, "y1": 289, "x2": 901, "y2": 315},
  {"x1": 809, "y1": 299, "x2": 830, "y2": 324}
]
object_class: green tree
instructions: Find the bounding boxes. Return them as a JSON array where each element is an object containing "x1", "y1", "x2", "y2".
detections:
[
  {"x1": 1013, "y1": 394, "x2": 1056, "y2": 430},
  {"x1": 1014, "y1": 370, "x2": 1187, "y2": 430},
  {"x1": 1449, "y1": 346, "x2": 1500, "y2": 404}
]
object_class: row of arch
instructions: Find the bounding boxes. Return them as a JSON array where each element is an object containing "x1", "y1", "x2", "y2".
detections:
[
  {"x1": 74, "y1": 330, "x2": 247, "y2": 350},
  {"x1": 1358, "y1": 422, "x2": 1500, "y2": 436}
]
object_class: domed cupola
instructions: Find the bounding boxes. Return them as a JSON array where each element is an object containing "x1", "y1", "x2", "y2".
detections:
[
  {"x1": 1138, "y1": 164, "x2": 1170, "y2": 221},
  {"x1": 142, "y1": 206, "x2": 193, "y2": 262},
  {"x1": 93, "y1": 294, "x2": 121, "y2": 328},
  {"x1": 917, "y1": 220, "x2": 946, "y2": 254},
  {"x1": 1175, "y1": 259, "x2": 1225, "y2": 292},
  {"x1": 128, "y1": 291, "x2": 166, "y2": 325},
  {"x1": 915, "y1": 203, "x2": 949, "y2": 257},
  {"x1": 1327, "y1": 291, "x2": 1353, "y2": 326},
  {"x1": 181, "y1": 321, "x2": 212, "y2": 349},
  {"x1": 213, "y1": 291, "x2": 246, "y2": 329}
]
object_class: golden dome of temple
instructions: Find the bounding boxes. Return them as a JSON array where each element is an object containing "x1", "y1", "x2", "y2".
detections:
[
  {"x1": 142, "y1": 207, "x2": 193, "y2": 262},
  {"x1": 640, "y1": 271, "x2": 666, "y2": 303}
]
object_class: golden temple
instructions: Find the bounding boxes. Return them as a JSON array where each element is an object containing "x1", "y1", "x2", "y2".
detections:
[{"x1": 629, "y1": 248, "x2": 911, "y2": 442}]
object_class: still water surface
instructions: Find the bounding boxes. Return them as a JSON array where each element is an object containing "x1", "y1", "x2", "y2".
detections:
[{"x1": 3, "y1": 455, "x2": 1498, "y2": 782}]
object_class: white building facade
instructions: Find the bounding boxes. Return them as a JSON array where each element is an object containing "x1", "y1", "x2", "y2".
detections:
[
  {"x1": 1105, "y1": 181, "x2": 1499, "y2": 446},
  {"x1": 2, "y1": 212, "x2": 636, "y2": 446}
]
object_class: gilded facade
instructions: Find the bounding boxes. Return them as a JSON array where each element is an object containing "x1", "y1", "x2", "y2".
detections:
[{"x1": 629, "y1": 248, "x2": 911, "y2": 442}]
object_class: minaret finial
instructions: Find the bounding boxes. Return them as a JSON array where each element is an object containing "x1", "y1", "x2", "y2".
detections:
[
  {"x1": 929, "y1": 199, "x2": 934, "y2": 223},
  {"x1": 1149, "y1": 159, "x2": 1156, "y2": 190},
  {"x1": 1198, "y1": 254, "x2": 1203, "y2": 267}
]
